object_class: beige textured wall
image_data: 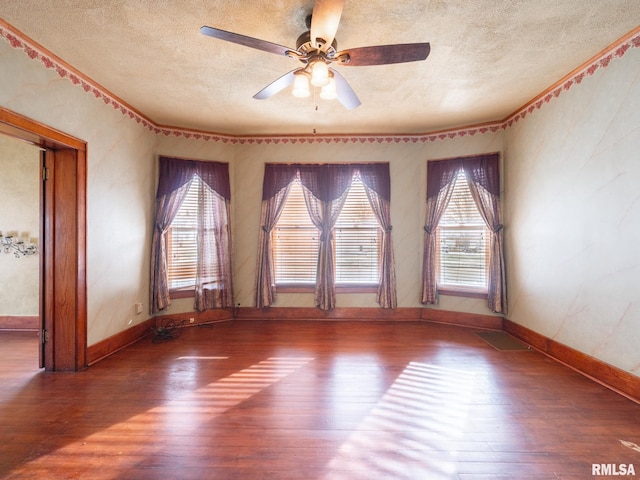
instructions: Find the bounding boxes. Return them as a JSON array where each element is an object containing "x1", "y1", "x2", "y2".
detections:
[
  {"x1": 504, "y1": 46, "x2": 640, "y2": 375},
  {"x1": 0, "y1": 39, "x2": 157, "y2": 345},
  {"x1": 0, "y1": 134, "x2": 40, "y2": 316}
]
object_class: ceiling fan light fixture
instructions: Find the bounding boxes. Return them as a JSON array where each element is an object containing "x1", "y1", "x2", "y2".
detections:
[
  {"x1": 292, "y1": 71, "x2": 311, "y2": 98},
  {"x1": 320, "y1": 76, "x2": 337, "y2": 100},
  {"x1": 200, "y1": 0, "x2": 431, "y2": 110},
  {"x1": 310, "y1": 59, "x2": 330, "y2": 87}
]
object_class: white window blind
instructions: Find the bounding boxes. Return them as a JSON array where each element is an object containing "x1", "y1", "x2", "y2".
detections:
[
  {"x1": 167, "y1": 176, "x2": 199, "y2": 290},
  {"x1": 273, "y1": 179, "x2": 319, "y2": 284},
  {"x1": 436, "y1": 170, "x2": 489, "y2": 290},
  {"x1": 334, "y1": 176, "x2": 380, "y2": 284},
  {"x1": 273, "y1": 175, "x2": 381, "y2": 286}
]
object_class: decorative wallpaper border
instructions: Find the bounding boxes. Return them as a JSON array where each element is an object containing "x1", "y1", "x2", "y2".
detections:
[
  {"x1": 503, "y1": 29, "x2": 640, "y2": 128},
  {"x1": 1, "y1": 22, "x2": 639, "y2": 145}
]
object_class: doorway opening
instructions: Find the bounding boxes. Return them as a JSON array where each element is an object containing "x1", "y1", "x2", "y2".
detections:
[
  {"x1": 0, "y1": 106, "x2": 87, "y2": 371},
  {"x1": 0, "y1": 132, "x2": 41, "y2": 370}
]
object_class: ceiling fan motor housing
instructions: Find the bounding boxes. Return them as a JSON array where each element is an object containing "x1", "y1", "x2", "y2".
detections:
[{"x1": 296, "y1": 31, "x2": 338, "y2": 59}]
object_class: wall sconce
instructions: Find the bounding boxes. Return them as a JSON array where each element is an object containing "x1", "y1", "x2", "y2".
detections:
[{"x1": 0, "y1": 231, "x2": 38, "y2": 258}]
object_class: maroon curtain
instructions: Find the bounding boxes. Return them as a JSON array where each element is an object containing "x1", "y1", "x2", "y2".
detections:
[
  {"x1": 421, "y1": 153, "x2": 507, "y2": 313},
  {"x1": 150, "y1": 181, "x2": 192, "y2": 313},
  {"x1": 255, "y1": 164, "x2": 297, "y2": 307},
  {"x1": 462, "y1": 154, "x2": 507, "y2": 313},
  {"x1": 256, "y1": 163, "x2": 395, "y2": 310},
  {"x1": 195, "y1": 183, "x2": 234, "y2": 310},
  {"x1": 360, "y1": 164, "x2": 396, "y2": 308},
  {"x1": 421, "y1": 159, "x2": 460, "y2": 304},
  {"x1": 301, "y1": 166, "x2": 353, "y2": 310},
  {"x1": 150, "y1": 156, "x2": 232, "y2": 314}
]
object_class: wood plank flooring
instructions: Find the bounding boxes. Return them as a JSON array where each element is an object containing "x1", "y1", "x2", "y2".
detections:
[{"x1": 1, "y1": 321, "x2": 640, "y2": 479}]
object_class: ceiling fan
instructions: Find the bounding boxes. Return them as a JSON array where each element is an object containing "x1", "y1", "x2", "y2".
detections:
[{"x1": 200, "y1": 0, "x2": 430, "y2": 109}]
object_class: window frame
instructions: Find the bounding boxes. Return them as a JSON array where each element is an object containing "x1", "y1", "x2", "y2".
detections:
[{"x1": 435, "y1": 170, "x2": 490, "y2": 299}]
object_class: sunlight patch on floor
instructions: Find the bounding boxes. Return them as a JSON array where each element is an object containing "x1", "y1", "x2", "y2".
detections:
[
  {"x1": 10, "y1": 356, "x2": 314, "y2": 476},
  {"x1": 176, "y1": 356, "x2": 230, "y2": 360},
  {"x1": 323, "y1": 361, "x2": 477, "y2": 480}
]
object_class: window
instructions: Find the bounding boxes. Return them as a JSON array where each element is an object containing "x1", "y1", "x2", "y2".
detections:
[
  {"x1": 167, "y1": 175, "x2": 227, "y2": 293},
  {"x1": 167, "y1": 175, "x2": 220, "y2": 292},
  {"x1": 257, "y1": 162, "x2": 395, "y2": 309},
  {"x1": 334, "y1": 176, "x2": 380, "y2": 284},
  {"x1": 436, "y1": 170, "x2": 489, "y2": 291},
  {"x1": 272, "y1": 175, "x2": 380, "y2": 287},
  {"x1": 272, "y1": 179, "x2": 319, "y2": 284},
  {"x1": 167, "y1": 176, "x2": 199, "y2": 290},
  {"x1": 422, "y1": 153, "x2": 504, "y2": 310},
  {"x1": 151, "y1": 156, "x2": 232, "y2": 313}
]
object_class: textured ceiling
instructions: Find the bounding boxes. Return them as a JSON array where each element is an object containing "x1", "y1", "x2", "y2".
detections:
[{"x1": 1, "y1": 1, "x2": 639, "y2": 136}]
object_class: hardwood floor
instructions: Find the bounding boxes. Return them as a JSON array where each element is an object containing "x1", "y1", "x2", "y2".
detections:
[{"x1": 1, "y1": 321, "x2": 640, "y2": 479}]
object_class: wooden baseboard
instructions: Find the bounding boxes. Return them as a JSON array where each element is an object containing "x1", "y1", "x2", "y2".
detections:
[
  {"x1": 87, "y1": 310, "x2": 234, "y2": 366},
  {"x1": 504, "y1": 319, "x2": 640, "y2": 403},
  {"x1": 236, "y1": 306, "x2": 422, "y2": 322},
  {"x1": 87, "y1": 318, "x2": 155, "y2": 366},
  {"x1": 154, "y1": 308, "x2": 234, "y2": 327},
  {"x1": 420, "y1": 308, "x2": 504, "y2": 330},
  {"x1": 0, "y1": 315, "x2": 39, "y2": 331},
  {"x1": 235, "y1": 306, "x2": 504, "y2": 330}
]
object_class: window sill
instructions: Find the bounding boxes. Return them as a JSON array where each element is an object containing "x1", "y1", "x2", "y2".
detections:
[
  {"x1": 276, "y1": 284, "x2": 378, "y2": 294},
  {"x1": 169, "y1": 288, "x2": 195, "y2": 299},
  {"x1": 337, "y1": 284, "x2": 378, "y2": 294},
  {"x1": 437, "y1": 287, "x2": 488, "y2": 300}
]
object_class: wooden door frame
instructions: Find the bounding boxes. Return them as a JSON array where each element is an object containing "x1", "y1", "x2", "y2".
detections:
[{"x1": 0, "y1": 106, "x2": 87, "y2": 371}]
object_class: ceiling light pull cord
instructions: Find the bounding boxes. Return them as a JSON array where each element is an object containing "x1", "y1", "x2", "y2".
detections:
[{"x1": 314, "y1": 83, "x2": 319, "y2": 111}]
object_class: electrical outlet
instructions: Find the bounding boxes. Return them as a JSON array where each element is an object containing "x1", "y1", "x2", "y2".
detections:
[
  {"x1": 134, "y1": 303, "x2": 143, "y2": 315},
  {"x1": 189, "y1": 317, "x2": 195, "y2": 324}
]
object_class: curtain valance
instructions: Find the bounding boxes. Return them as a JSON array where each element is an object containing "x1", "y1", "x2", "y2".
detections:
[
  {"x1": 157, "y1": 156, "x2": 231, "y2": 200},
  {"x1": 426, "y1": 153, "x2": 500, "y2": 200},
  {"x1": 262, "y1": 163, "x2": 391, "y2": 202}
]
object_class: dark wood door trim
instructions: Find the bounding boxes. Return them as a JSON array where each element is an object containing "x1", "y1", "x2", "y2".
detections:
[{"x1": 1, "y1": 106, "x2": 87, "y2": 371}]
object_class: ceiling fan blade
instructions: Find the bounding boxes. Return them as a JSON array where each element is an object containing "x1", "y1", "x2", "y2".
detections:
[
  {"x1": 200, "y1": 26, "x2": 293, "y2": 57},
  {"x1": 336, "y1": 43, "x2": 430, "y2": 66},
  {"x1": 330, "y1": 68, "x2": 361, "y2": 110},
  {"x1": 310, "y1": 0, "x2": 344, "y2": 50},
  {"x1": 253, "y1": 69, "x2": 299, "y2": 100}
]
